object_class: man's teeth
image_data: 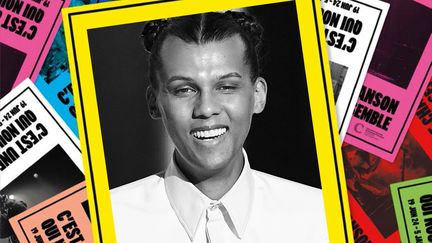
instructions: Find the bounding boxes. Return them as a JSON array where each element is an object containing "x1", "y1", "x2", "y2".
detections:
[{"x1": 192, "y1": 128, "x2": 227, "y2": 139}]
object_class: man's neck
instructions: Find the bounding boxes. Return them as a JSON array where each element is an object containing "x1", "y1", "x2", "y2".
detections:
[{"x1": 174, "y1": 151, "x2": 244, "y2": 200}]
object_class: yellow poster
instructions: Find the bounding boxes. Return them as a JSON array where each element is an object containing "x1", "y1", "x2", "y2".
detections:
[{"x1": 63, "y1": 0, "x2": 353, "y2": 242}]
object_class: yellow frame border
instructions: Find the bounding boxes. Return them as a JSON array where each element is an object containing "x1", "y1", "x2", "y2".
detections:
[{"x1": 63, "y1": 0, "x2": 353, "y2": 242}]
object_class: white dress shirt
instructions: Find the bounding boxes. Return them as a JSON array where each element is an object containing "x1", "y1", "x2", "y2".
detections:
[{"x1": 110, "y1": 150, "x2": 329, "y2": 243}]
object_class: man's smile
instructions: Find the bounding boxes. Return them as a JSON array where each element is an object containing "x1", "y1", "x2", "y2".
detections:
[{"x1": 190, "y1": 126, "x2": 229, "y2": 140}]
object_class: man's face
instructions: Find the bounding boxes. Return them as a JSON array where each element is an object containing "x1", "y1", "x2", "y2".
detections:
[{"x1": 148, "y1": 35, "x2": 267, "y2": 178}]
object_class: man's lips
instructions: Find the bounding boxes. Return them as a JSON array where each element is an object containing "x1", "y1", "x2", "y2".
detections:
[{"x1": 190, "y1": 125, "x2": 229, "y2": 140}]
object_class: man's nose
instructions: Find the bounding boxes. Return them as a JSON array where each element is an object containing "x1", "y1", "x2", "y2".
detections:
[{"x1": 193, "y1": 91, "x2": 221, "y2": 119}]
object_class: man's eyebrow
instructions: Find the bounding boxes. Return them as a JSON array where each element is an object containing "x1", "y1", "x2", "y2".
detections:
[
  {"x1": 167, "y1": 75, "x2": 195, "y2": 83},
  {"x1": 218, "y1": 72, "x2": 242, "y2": 80}
]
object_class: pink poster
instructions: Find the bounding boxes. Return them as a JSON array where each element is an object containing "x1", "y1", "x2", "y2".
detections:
[
  {"x1": 0, "y1": 0, "x2": 70, "y2": 97},
  {"x1": 410, "y1": 77, "x2": 432, "y2": 160},
  {"x1": 345, "y1": 0, "x2": 432, "y2": 161},
  {"x1": 415, "y1": 0, "x2": 432, "y2": 9}
]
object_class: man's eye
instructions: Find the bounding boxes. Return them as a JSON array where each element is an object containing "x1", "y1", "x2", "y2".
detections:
[
  {"x1": 217, "y1": 85, "x2": 237, "y2": 91},
  {"x1": 174, "y1": 87, "x2": 196, "y2": 95}
]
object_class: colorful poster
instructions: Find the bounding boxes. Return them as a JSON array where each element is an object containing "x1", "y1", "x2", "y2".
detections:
[
  {"x1": 9, "y1": 182, "x2": 93, "y2": 243},
  {"x1": 321, "y1": 0, "x2": 388, "y2": 141},
  {"x1": 343, "y1": 128, "x2": 432, "y2": 242},
  {"x1": 0, "y1": 79, "x2": 83, "y2": 243},
  {"x1": 390, "y1": 176, "x2": 432, "y2": 243},
  {"x1": 0, "y1": 0, "x2": 71, "y2": 98},
  {"x1": 345, "y1": 0, "x2": 432, "y2": 162},
  {"x1": 410, "y1": 78, "x2": 432, "y2": 160},
  {"x1": 35, "y1": 0, "x2": 113, "y2": 137}
]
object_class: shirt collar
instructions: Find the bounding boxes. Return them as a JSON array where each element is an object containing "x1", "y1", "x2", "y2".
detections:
[{"x1": 164, "y1": 149, "x2": 254, "y2": 241}]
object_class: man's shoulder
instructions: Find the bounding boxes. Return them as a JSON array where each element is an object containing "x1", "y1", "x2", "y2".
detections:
[
  {"x1": 250, "y1": 170, "x2": 329, "y2": 241},
  {"x1": 251, "y1": 169, "x2": 325, "y2": 213},
  {"x1": 109, "y1": 172, "x2": 185, "y2": 242},
  {"x1": 110, "y1": 171, "x2": 167, "y2": 209},
  {"x1": 252, "y1": 170, "x2": 322, "y2": 197}
]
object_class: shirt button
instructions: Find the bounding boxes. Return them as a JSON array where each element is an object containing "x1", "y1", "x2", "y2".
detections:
[{"x1": 209, "y1": 202, "x2": 220, "y2": 211}]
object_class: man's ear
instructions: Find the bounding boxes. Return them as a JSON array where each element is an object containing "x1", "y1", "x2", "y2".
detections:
[
  {"x1": 146, "y1": 86, "x2": 161, "y2": 119},
  {"x1": 253, "y1": 77, "x2": 267, "y2": 114}
]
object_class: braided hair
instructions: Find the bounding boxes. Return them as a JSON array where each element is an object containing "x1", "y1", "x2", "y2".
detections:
[{"x1": 141, "y1": 11, "x2": 264, "y2": 89}]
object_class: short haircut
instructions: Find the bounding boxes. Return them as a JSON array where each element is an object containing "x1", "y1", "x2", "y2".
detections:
[{"x1": 141, "y1": 11, "x2": 264, "y2": 89}]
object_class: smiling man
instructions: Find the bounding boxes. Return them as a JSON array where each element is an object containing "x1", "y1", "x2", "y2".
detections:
[{"x1": 110, "y1": 11, "x2": 329, "y2": 243}]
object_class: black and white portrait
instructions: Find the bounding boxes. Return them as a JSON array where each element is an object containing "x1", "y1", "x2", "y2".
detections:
[{"x1": 87, "y1": 2, "x2": 329, "y2": 242}]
